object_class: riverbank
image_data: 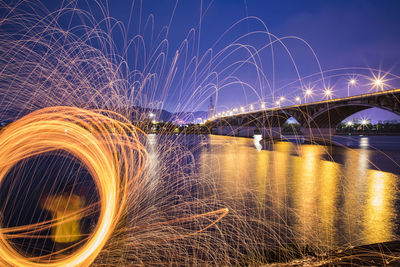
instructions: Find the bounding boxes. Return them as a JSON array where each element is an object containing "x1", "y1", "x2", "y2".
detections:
[{"x1": 267, "y1": 241, "x2": 400, "y2": 266}]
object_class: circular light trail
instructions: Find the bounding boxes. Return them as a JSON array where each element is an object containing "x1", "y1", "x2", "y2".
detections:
[{"x1": 0, "y1": 106, "x2": 147, "y2": 267}]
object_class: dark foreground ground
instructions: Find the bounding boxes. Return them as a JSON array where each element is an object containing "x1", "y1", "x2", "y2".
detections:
[{"x1": 267, "y1": 241, "x2": 400, "y2": 266}]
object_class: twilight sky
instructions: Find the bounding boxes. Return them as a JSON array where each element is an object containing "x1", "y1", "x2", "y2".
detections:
[{"x1": 42, "y1": 1, "x2": 400, "y2": 121}]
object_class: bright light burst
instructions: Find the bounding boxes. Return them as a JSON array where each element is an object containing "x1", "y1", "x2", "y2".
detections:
[
  {"x1": 361, "y1": 118, "x2": 369, "y2": 125},
  {"x1": 349, "y1": 78, "x2": 357, "y2": 85},
  {"x1": 324, "y1": 87, "x2": 333, "y2": 99},
  {"x1": 369, "y1": 71, "x2": 389, "y2": 91}
]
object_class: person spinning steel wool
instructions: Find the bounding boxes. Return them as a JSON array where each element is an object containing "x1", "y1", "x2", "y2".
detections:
[{"x1": 41, "y1": 185, "x2": 85, "y2": 251}]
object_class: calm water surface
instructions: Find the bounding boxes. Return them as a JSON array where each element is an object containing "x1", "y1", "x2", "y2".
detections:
[{"x1": 152, "y1": 134, "x2": 400, "y2": 249}]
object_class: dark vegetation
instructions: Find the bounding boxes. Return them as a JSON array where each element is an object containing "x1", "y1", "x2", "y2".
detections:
[{"x1": 336, "y1": 121, "x2": 400, "y2": 135}]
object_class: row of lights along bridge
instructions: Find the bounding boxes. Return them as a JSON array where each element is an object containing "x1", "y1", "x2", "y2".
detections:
[{"x1": 212, "y1": 77, "x2": 385, "y2": 119}]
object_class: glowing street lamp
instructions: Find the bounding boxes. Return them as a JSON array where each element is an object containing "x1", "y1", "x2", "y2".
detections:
[
  {"x1": 261, "y1": 103, "x2": 266, "y2": 109},
  {"x1": 240, "y1": 106, "x2": 245, "y2": 113},
  {"x1": 250, "y1": 104, "x2": 254, "y2": 111},
  {"x1": 374, "y1": 79, "x2": 384, "y2": 91},
  {"x1": 149, "y1": 112, "x2": 155, "y2": 118},
  {"x1": 361, "y1": 118, "x2": 370, "y2": 131},
  {"x1": 324, "y1": 88, "x2": 333, "y2": 99},
  {"x1": 295, "y1": 96, "x2": 301, "y2": 103},
  {"x1": 348, "y1": 78, "x2": 357, "y2": 97},
  {"x1": 303, "y1": 88, "x2": 312, "y2": 103},
  {"x1": 280, "y1": 96, "x2": 285, "y2": 102},
  {"x1": 346, "y1": 121, "x2": 353, "y2": 126},
  {"x1": 275, "y1": 100, "x2": 280, "y2": 107}
]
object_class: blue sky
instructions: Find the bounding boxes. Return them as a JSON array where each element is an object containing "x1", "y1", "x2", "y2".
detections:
[{"x1": 37, "y1": 0, "x2": 400, "y2": 121}]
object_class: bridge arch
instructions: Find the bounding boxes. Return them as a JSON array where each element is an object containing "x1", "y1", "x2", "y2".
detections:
[{"x1": 307, "y1": 103, "x2": 400, "y2": 128}]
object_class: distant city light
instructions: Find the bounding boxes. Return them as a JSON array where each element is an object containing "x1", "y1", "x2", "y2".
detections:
[
  {"x1": 261, "y1": 103, "x2": 266, "y2": 109},
  {"x1": 152, "y1": 120, "x2": 157, "y2": 124},
  {"x1": 361, "y1": 119, "x2": 368, "y2": 125},
  {"x1": 295, "y1": 96, "x2": 301, "y2": 102},
  {"x1": 346, "y1": 121, "x2": 353, "y2": 126},
  {"x1": 275, "y1": 101, "x2": 280, "y2": 106},
  {"x1": 149, "y1": 112, "x2": 155, "y2": 118},
  {"x1": 250, "y1": 104, "x2": 254, "y2": 111}
]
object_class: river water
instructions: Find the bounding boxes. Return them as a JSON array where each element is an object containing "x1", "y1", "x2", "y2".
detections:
[
  {"x1": 2, "y1": 133, "x2": 400, "y2": 261},
  {"x1": 150, "y1": 134, "x2": 400, "y2": 251}
]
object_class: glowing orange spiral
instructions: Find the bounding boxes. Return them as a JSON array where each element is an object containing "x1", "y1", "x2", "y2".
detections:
[{"x1": 0, "y1": 106, "x2": 147, "y2": 266}]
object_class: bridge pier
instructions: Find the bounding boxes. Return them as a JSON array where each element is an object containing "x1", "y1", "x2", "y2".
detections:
[
  {"x1": 213, "y1": 126, "x2": 284, "y2": 138},
  {"x1": 215, "y1": 126, "x2": 258, "y2": 137},
  {"x1": 237, "y1": 126, "x2": 257, "y2": 137},
  {"x1": 216, "y1": 126, "x2": 235, "y2": 135},
  {"x1": 302, "y1": 127, "x2": 334, "y2": 140},
  {"x1": 261, "y1": 127, "x2": 282, "y2": 139}
]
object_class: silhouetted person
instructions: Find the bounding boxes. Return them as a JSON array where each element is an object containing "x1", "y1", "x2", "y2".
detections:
[{"x1": 41, "y1": 186, "x2": 85, "y2": 251}]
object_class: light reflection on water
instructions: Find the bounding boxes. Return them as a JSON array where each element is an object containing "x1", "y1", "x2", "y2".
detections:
[{"x1": 196, "y1": 135, "x2": 399, "y2": 248}]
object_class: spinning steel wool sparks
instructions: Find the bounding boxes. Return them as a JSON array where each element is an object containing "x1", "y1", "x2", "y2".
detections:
[{"x1": 0, "y1": 106, "x2": 146, "y2": 266}]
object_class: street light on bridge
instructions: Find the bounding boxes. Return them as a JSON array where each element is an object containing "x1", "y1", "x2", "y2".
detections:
[
  {"x1": 374, "y1": 79, "x2": 384, "y2": 90},
  {"x1": 261, "y1": 103, "x2": 266, "y2": 109},
  {"x1": 250, "y1": 104, "x2": 254, "y2": 111},
  {"x1": 295, "y1": 96, "x2": 301, "y2": 103},
  {"x1": 324, "y1": 88, "x2": 333, "y2": 99},
  {"x1": 304, "y1": 88, "x2": 313, "y2": 103},
  {"x1": 240, "y1": 106, "x2": 245, "y2": 113},
  {"x1": 348, "y1": 78, "x2": 357, "y2": 97},
  {"x1": 370, "y1": 72, "x2": 387, "y2": 91}
]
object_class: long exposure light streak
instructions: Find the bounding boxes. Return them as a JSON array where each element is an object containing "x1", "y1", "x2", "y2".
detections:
[
  {"x1": 0, "y1": 106, "x2": 147, "y2": 266},
  {"x1": 0, "y1": 0, "x2": 399, "y2": 266}
]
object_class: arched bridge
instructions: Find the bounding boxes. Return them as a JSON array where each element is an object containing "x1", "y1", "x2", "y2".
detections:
[{"x1": 210, "y1": 88, "x2": 400, "y2": 138}]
